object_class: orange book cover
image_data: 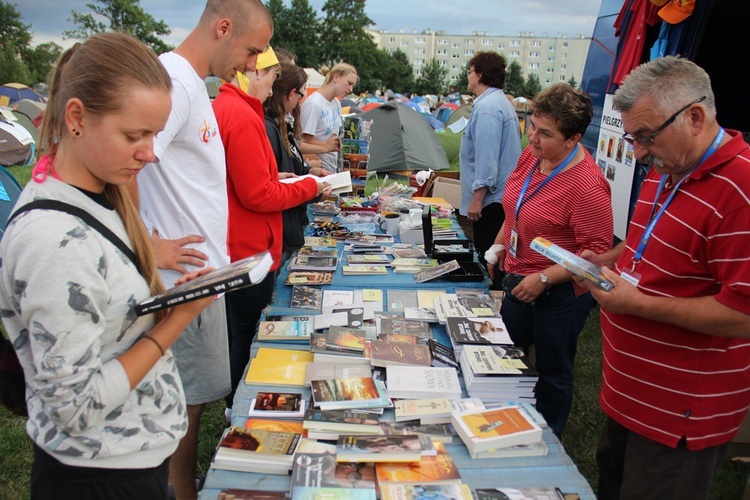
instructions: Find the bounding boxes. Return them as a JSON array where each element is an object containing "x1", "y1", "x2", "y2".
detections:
[
  {"x1": 461, "y1": 407, "x2": 535, "y2": 438},
  {"x1": 244, "y1": 418, "x2": 306, "y2": 435},
  {"x1": 375, "y1": 453, "x2": 462, "y2": 485}
]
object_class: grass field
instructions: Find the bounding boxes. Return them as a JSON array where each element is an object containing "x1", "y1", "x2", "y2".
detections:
[{"x1": 1, "y1": 164, "x2": 748, "y2": 498}]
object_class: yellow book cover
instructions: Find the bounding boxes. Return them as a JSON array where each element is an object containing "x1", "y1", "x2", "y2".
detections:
[
  {"x1": 255, "y1": 347, "x2": 314, "y2": 363},
  {"x1": 244, "y1": 418, "x2": 306, "y2": 435},
  {"x1": 374, "y1": 453, "x2": 462, "y2": 485},
  {"x1": 461, "y1": 407, "x2": 536, "y2": 438},
  {"x1": 416, "y1": 290, "x2": 445, "y2": 309},
  {"x1": 245, "y1": 357, "x2": 309, "y2": 387}
]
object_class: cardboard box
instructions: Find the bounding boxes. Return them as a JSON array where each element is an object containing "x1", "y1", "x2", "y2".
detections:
[{"x1": 429, "y1": 176, "x2": 461, "y2": 210}]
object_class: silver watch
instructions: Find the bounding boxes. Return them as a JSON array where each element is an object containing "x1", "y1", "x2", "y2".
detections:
[{"x1": 540, "y1": 271, "x2": 551, "y2": 289}]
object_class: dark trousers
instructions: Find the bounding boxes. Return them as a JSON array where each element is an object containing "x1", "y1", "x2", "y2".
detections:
[
  {"x1": 501, "y1": 282, "x2": 595, "y2": 437},
  {"x1": 472, "y1": 202, "x2": 505, "y2": 269},
  {"x1": 597, "y1": 416, "x2": 729, "y2": 500},
  {"x1": 31, "y1": 444, "x2": 169, "y2": 499},
  {"x1": 225, "y1": 271, "x2": 276, "y2": 407}
]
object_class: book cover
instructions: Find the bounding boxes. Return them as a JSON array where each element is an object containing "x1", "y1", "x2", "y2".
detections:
[
  {"x1": 377, "y1": 333, "x2": 418, "y2": 344},
  {"x1": 291, "y1": 285, "x2": 324, "y2": 310},
  {"x1": 416, "y1": 289, "x2": 445, "y2": 309},
  {"x1": 249, "y1": 391, "x2": 304, "y2": 414},
  {"x1": 342, "y1": 265, "x2": 389, "y2": 275},
  {"x1": 361, "y1": 289, "x2": 383, "y2": 303},
  {"x1": 380, "y1": 316, "x2": 432, "y2": 340},
  {"x1": 380, "y1": 484, "x2": 473, "y2": 500},
  {"x1": 245, "y1": 356, "x2": 309, "y2": 387},
  {"x1": 335, "y1": 434, "x2": 433, "y2": 463},
  {"x1": 218, "y1": 489, "x2": 288, "y2": 499},
  {"x1": 390, "y1": 258, "x2": 439, "y2": 268},
  {"x1": 290, "y1": 256, "x2": 339, "y2": 272},
  {"x1": 135, "y1": 251, "x2": 273, "y2": 316},
  {"x1": 322, "y1": 290, "x2": 355, "y2": 307},
  {"x1": 311, "y1": 377, "x2": 381, "y2": 406},
  {"x1": 304, "y1": 237, "x2": 338, "y2": 247},
  {"x1": 374, "y1": 453, "x2": 462, "y2": 486},
  {"x1": 427, "y1": 339, "x2": 459, "y2": 370},
  {"x1": 462, "y1": 345, "x2": 537, "y2": 377},
  {"x1": 305, "y1": 362, "x2": 373, "y2": 385},
  {"x1": 469, "y1": 438, "x2": 549, "y2": 459},
  {"x1": 390, "y1": 246, "x2": 427, "y2": 259},
  {"x1": 369, "y1": 340, "x2": 431, "y2": 367},
  {"x1": 326, "y1": 326, "x2": 367, "y2": 353},
  {"x1": 297, "y1": 246, "x2": 339, "y2": 258},
  {"x1": 446, "y1": 317, "x2": 513, "y2": 347},
  {"x1": 286, "y1": 271, "x2": 334, "y2": 286},
  {"x1": 386, "y1": 290, "x2": 418, "y2": 313},
  {"x1": 403, "y1": 307, "x2": 439, "y2": 324},
  {"x1": 257, "y1": 320, "x2": 312, "y2": 341},
  {"x1": 216, "y1": 426, "x2": 301, "y2": 462},
  {"x1": 346, "y1": 254, "x2": 391, "y2": 265},
  {"x1": 456, "y1": 292, "x2": 499, "y2": 317},
  {"x1": 255, "y1": 346, "x2": 314, "y2": 363},
  {"x1": 475, "y1": 487, "x2": 565, "y2": 500},
  {"x1": 291, "y1": 486, "x2": 376, "y2": 500},
  {"x1": 379, "y1": 422, "x2": 456, "y2": 444},
  {"x1": 413, "y1": 260, "x2": 461, "y2": 284},
  {"x1": 451, "y1": 407, "x2": 543, "y2": 453},
  {"x1": 291, "y1": 452, "x2": 377, "y2": 491},
  {"x1": 394, "y1": 398, "x2": 452, "y2": 423},
  {"x1": 530, "y1": 236, "x2": 614, "y2": 292},
  {"x1": 385, "y1": 365, "x2": 462, "y2": 400},
  {"x1": 244, "y1": 418, "x2": 305, "y2": 434},
  {"x1": 302, "y1": 408, "x2": 381, "y2": 433}
]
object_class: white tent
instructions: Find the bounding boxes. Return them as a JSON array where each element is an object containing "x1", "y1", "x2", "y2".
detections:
[{"x1": 304, "y1": 68, "x2": 326, "y2": 91}]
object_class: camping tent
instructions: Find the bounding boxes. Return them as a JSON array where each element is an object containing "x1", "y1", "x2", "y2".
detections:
[
  {"x1": 435, "y1": 127, "x2": 462, "y2": 170},
  {"x1": 0, "y1": 117, "x2": 35, "y2": 166},
  {"x1": 2, "y1": 107, "x2": 39, "y2": 144},
  {"x1": 303, "y1": 68, "x2": 326, "y2": 93},
  {"x1": 446, "y1": 103, "x2": 473, "y2": 126},
  {"x1": 0, "y1": 83, "x2": 46, "y2": 107},
  {"x1": 433, "y1": 102, "x2": 458, "y2": 124},
  {"x1": 0, "y1": 165, "x2": 23, "y2": 240},
  {"x1": 360, "y1": 102, "x2": 450, "y2": 173}
]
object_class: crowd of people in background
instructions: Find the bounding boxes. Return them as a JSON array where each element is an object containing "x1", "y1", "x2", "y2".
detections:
[{"x1": 1, "y1": 0, "x2": 749, "y2": 498}]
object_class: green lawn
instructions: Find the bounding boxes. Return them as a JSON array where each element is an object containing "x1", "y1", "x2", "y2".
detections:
[{"x1": 1, "y1": 163, "x2": 748, "y2": 498}]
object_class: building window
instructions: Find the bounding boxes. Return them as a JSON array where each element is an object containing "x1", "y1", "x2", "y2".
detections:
[
  {"x1": 562, "y1": 52, "x2": 568, "y2": 59},
  {"x1": 464, "y1": 50, "x2": 475, "y2": 56},
  {"x1": 452, "y1": 53, "x2": 460, "y2": 59},
  {"x1": 530, "y1": 40, "x2": 541, "y2": 47},
  {"x1": 415, "y1": 48, "x2": 425, "y2": 54},
  {"x1": 401, "y1": 41, "x2": 408, "y2": 46},
  {"x1": 389, "y1": 37, "x2": 396, "y2": 43},
  {"x1": 510, "y1": 40, "x2": 520, "y2": 46},
  {"x1": 464, "y1": 38, "x2": 475, "y2": 45},
  {"x1": 547, "y1": 56, "x2": 555, "y2": 62},
  {"x1": 546, "y1": 67, "x2": 555, "y2": 73},
  {"x1": 529, "y1": 51, "x2": 540, "y2": 58},
  {"x1": 416, "y1": 37, "x2": 426, "y2": 43},
  {"x1": 560, "y1": 75, "x2": 567, "y2": 81},
  {"x1": 415, "y1": 59, "x2": 424, "y2": 65},
  {"x1": 509, "y1": 50, "x2": 520, "y2": 58},
  {"x1": 481, "y1": 39, "x2": 493, "y2": 46},
  {"x1": 440, "y1": 60, "x2": 448, "y2": 66},
  {"x1": 452, "y1": 42, "x2": 461, "y2": 48},
  {"x1": 563, "y1": 41, "x2": 569, "y2": 48},
  {"x1": 437, "y1": 49, "x2": 447, "y2": 55},
  {"x1": 438, "y1": 38, "x2": 448, "y2": 44},
  {"x1": 528, "y1": 62, "x2": 539, "y2": 69},
  {"x1": 560, "y1": 64, "x2": 567, "y2": 70}
]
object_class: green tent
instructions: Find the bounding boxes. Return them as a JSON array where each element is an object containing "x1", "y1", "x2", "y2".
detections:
[
  {"x1": 360, "y1": 102, "x2": 450, "y2": 173},
  {"x1": 446, "y1": 103, "x2": 472, "y2": 126},
  {"x1": 435, "y1": 127, "x2": 462, "y2": 170}
]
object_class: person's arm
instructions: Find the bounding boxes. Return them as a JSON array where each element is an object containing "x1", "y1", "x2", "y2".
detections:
[
  {"x1": 299, "y1": 133, "x2": 341, "y2": 154},
  {"x1": 485, "y1": 222, "x2": 506, "y2": 278}
]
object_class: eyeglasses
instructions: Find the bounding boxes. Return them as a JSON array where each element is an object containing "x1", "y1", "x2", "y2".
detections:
[
  {"x1": 294, "y1": 89, "x2": 305, "y2": 98},
  {"x1": 621, "y1": 96, "x2": 706, "y2": 146},
  {"x1": 467, "y1": 68, "x2": 475, "y2": 75}
]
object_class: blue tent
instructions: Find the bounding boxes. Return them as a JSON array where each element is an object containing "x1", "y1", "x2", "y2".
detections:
[
  {"x1": 422, "y1": 114, "x2": 445, "y2": 130},
  {"x1": 0, "y1": 165, "x2": 23, "y2": 241}
]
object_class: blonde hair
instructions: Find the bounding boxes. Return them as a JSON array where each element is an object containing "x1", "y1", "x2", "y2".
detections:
[
  {"x1": 322, "y1": 62, "x2": 358, "y2": 86},
  {"x1": 40, "y1": 32, "x2": 169, "y2": 304}
]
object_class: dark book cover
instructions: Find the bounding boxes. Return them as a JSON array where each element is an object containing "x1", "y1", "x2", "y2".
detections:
[
  {"x1": 380, "y1": 317, "x2": 431, "y2": 340},
  {"x1": 252, "y1": 392, "x2": 303, "y2": 412},
  {"x1": 135, "y1": 251, "x2": 273, "y2": 316},
  {"x1": 291, "y1": 452, "x2": 377, "y2": 490},
  {"x1": 369, "y1": 340, "x2": 431, "y2": 367},
  {"x1": 326, "y1": 326, "x2": 367, "y2": 353},
  {"x1": 289, "y1": 256, "x2": 338, "y2": 272},
  {"x1": 291, "y1": 285, "x2": 323, "y2": 310},
  {"x1": 303, "y1": 408, "x2": 380, "y2": 427},
  {"x1": 428, "y1": 339, "x2": 459, "y2": 369}
]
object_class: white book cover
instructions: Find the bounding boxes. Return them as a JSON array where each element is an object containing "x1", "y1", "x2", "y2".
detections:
[
  {"x1": 322, "y1": 290, "x2": 355, "y2": 307},
  {"x1": 385, "y1": 365, "x2": 462, "y2": 400}
]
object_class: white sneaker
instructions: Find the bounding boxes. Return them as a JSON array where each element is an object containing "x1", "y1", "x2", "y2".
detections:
[{"x1": 224, "y1": 407, "x2": 232, "y2": 423}]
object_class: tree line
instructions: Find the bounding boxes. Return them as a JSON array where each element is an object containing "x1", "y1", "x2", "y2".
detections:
[{"x1": 1, "y1": 0, "x2": 571, "y2": 98}]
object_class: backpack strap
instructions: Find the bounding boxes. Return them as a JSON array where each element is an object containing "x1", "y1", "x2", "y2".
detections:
[{"x1": 6, "y1": 200, "x2": 140, "y2": 273}]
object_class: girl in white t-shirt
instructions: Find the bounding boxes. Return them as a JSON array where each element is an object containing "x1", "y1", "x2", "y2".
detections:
[{"x1": 299, "y1": 63, "x2": 358, "y2": 172}]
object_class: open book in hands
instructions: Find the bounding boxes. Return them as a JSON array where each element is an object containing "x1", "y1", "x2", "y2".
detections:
[{"x1": 279, "y1": 171, "x2": 352, "y2": 195}]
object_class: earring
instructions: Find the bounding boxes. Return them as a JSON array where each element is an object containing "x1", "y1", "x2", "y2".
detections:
[{"x1": 73, "y1": 129, "x2": 80, "y2": 136}]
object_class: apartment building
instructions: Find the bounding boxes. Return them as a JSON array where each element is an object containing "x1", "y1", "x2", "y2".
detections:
[{"x1": 368, "y1": 28, "x2": 591, "y2": 88}]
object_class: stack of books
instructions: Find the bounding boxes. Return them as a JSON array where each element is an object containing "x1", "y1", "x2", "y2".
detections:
[
  {"x1": 310, "y1": 377, "x2": 391, "y2": 411},
  {"x1": 451, "y1": 406, "x2": 544, "y2": 459},
  {"x1": 445, "y1": 316, "x2": 514, "y2": 357},
  {"x1": 459, "y1": 344, "x2": 538, "y2": 403},
  {"x1": 302, "y1": 408, "x2": 382, "y2": 440},
  {"x1": 394, "y1": 397, "x2": 485, "y2": 425},
  {"x1": 389, "y1": 258, "x2": 439, "y2": 274},
  {"x1": 335, "y1": 434, "x2": 436, "y2": 463},
  {"x1": 212, "y1": 426, "x2": 302, "y2": 475}
]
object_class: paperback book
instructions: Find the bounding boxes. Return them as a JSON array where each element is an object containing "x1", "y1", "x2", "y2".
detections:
[
  {"x1": 326, "y1": 326, "x2": 367, "y2": 354},
  {"x1": 369, "y1": 340, "x2": 431, "y2": 367},
  {"x1": 290, "y1": 452, "x2": 377, "y2": 492},
  {"x1": 217, "y1": 489, "x2": 288, "y2": 499},
  {"x1": 380, "y1": 484, "x2": 473, "y2": 500},
  {"x1": 475, "y1": 487, "x2": 565, "y2": 500},
  {"x1": 451, "y1": 406, "x2": 543, "y2": 453},
  {"x1": 403, "y1": 307, "x2": 439, "y2": 323},
  {"x1": 285, "y1": 271, "x2": 334, "y2": 285},
  {"x1": 386, "y1": 290, "x2": 418, "y2": 313},
  {"x1": 342, "y1": 265, "x2": 389, "y2": 275},
  {"x1": 390, "y1": 245, "x2": 427, "y2": 259},
  {"x1": 374, "y1": 453, "x2": 462, "y2": 487},
  {"x1": 385, "y1": 365, "x2": 462, "y2": 400},
  {"x1": 311, "y1": 377, "x2": 389, "y2": 411},
  {"x1": 379, "y1": 421, "x2": 456, "y2": 444},
  {"x1": 248, "y1": 392, "x2": 305, "y2": 418},
  {"x1": 377, "y1": 333, "x2": 418, "y2": 344},
  {"x1": 302, "y1": 408, "x2": 382, "y2": 434},
  {"x1": 390, "y1": 258, "x2": 439, "y2": 269},
  {"x1": 245, "y1": 356, "x2": 310, "y2": 388},
  {"x1": 530, "y1": 236, "x2": 614, "y2": 292},
  {"x1": 244, "y1": 418, "x2": 305, "y2": 434},
  {"x1": 304, "y1": 236, "x2": 338, "y2": 247},
  {"x1": 135, "y1": 251, "x2": 273, "y2": 315},
  {"x1": 335, "y1": 434, "x2": 435, "y2": 463},
  {"x1": 290, "y1": 255, "x2": 339, "y2": 272},
  {"x1": 257, "y1": 320, "x2": 313, "y2": 342},
  {"x1": 346, "y1": 254, "x2": 391, "y2": 265},
  {"x1": 446, "y1": 317, "x2": 513, "y2": 353},
  {"x1": 297, "y1": 246, "x2": 339, "y2": 258},
  {"x1": 380, "y1": 315, "x2": 432, "y2": 340},
  {"x1": 213, "y1": 426, "x2": 301, "y2": 474},
  {"x1": 469, "y1": 438, "x2": 549, "y2": 459},
  {"x1": 413, "y1": 260, "x2": 461, "y2": 284},
  {"x1": 291, "y1": 486, "x2": 376, "y2": 500},
  {"x1": 305, "y1": 362, "x2": 373, "y2": 385},
  {"x1": 291, "y1": 285, "x2": 324, "y2": 310},
  {"x1": 427, "y1": 339, "x2": 459, "y2": 370}
]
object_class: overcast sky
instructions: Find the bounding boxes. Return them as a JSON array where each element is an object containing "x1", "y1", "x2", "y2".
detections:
[{"x1": 17, "y1": 0, "x2": 603, "y2": 48}]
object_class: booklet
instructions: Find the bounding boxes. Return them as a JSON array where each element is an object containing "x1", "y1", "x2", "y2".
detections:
[
  {"x1": 530, "y1": 236, "x2": 614, "y2": 291},
  {"x1": 135, "y1": 251, "x2": 273, "y2": 316}
]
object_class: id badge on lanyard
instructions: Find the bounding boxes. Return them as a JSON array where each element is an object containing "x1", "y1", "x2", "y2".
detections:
[{"x1": 509, "y1": 229, "x2": 519, "y2": 258}]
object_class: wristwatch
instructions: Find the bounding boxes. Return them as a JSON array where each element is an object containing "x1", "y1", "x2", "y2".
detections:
[{"x1": 539, "y1": 271, "x2": 551, "y2": 290}]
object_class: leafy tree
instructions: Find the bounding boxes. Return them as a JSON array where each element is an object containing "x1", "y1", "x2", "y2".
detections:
[
  {"x1": 414, "y1": 58, "x2": 448, "y2": 95},
  {"x1": 504, "y1": 60, "x2": 525, "y2": 97},
  {"x1": 0, "y1": 42, "x2": 32, "y2": 85},
  {"x1": 265, "y1": 0, "x2": 288, "y2": 45},
  {"x1": 379, "y1": 49, "x2": 413, "y2": 94},
  {"x1": 567, "y1": 76, "x2": 578, "y2": 89},
  {"x1": 25, "y1": 42, "x2": 63, "y2": 84},
  {"x1": 0, "y1": 2, "x2": 32, "y2": 58},
  {"x1": 64, "y1": 0, "x2": 173, "y2": 54},
  {"x1": 524, "y1": 73, "x2": 542, "y2": 99},
  {"x1": 276, "y1": 0, "x2": 321, "y2": 68},
  {"x1": 455, "y1": 67, "x2": 469, "y2": 94}
]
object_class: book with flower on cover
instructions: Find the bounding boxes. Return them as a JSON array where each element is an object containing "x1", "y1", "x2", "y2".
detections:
[
  {"x1": 451, "y1": 406, "x2": 543, "y2": 453},
  {"x1": 135, "y1": 251, "x2": 273, "y2": 316}
]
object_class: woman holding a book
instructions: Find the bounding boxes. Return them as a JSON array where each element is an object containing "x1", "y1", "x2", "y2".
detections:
[
  {"x1": 0, "y1": 33, "x2": 215, "y2": 497},
  {"x1": 485, "y1": 83, "x2": 613, "y2": 437},
  {"x1": 213, "y1": 48, "x2": 330, "y2": 417},
  {"x1": 264, "y1": 63, "x2": 333, "y2": 265}
]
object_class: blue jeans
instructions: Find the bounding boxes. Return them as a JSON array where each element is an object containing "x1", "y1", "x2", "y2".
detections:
[
  {"x1": 224, "y1": 271, "x2": 276, "y2": 407},
  {"x1": 501, "y1": 281, "x2": 595, "y2": 437}
]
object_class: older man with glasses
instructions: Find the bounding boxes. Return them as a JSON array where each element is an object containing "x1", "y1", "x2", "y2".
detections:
[{"x1": 576, "y1": 56, "x2": 750, "y2": 500}]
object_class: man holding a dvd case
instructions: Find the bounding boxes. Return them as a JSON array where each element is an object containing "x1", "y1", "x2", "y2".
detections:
[{"x1": 577, "y1": 57, "x2": 750, "y2": 500}]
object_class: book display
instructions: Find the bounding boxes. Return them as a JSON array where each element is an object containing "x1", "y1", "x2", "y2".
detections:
[{"x1": 135, "y1": 250, "x2": 273, "y2": 315}]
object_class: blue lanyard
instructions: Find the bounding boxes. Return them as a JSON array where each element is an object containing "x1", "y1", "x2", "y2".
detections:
[
  {"x1": 632, "y1": 128, "x2": 725, "y2": 265},
  {"x1": 514, "y1": 145, "x2": 579, "y2": 222}
]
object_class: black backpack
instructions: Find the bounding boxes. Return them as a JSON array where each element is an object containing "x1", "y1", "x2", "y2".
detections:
[{"x1": 0, "y1": 200, "x2": 138, "y2": 417}]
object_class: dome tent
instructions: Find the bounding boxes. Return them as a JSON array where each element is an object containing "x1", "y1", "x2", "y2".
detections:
[{"x1": 360, "y1": 102, "x2": 450, "y2": 173}]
